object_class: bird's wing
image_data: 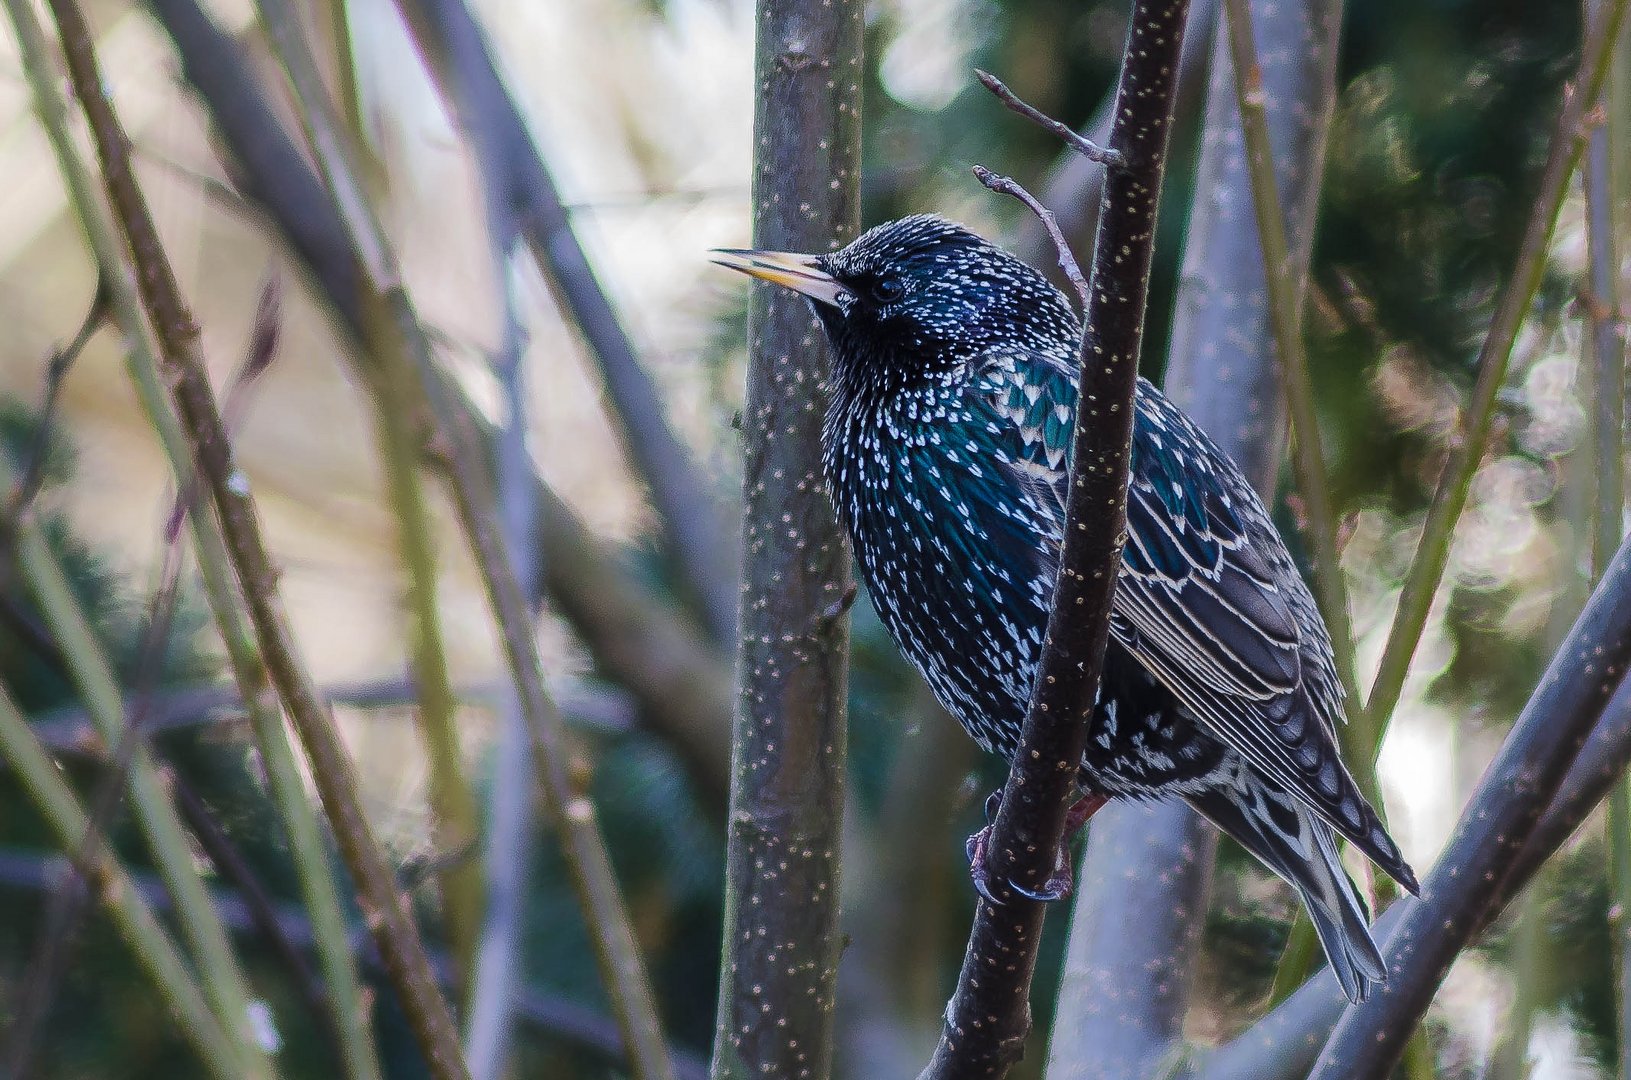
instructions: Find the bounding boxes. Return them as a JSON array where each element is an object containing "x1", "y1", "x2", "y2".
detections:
[{"x1": 979, "y1": 358, "x2": 1386, "y2": 856}]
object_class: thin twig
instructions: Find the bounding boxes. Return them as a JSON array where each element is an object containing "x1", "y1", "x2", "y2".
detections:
[
  {"x1": 975, "y1": 70, "x2": 1125, "y2": 168},
  {"x1": 922, "y1": 5, "x2": 1192, "y2": 1075},
  {"x1": 3, "y1": 2, "x2": 384, "y2": 1072},
  {"x1": 1363, "y1": 0, "x2": 1631, "y2": 743},
  {"x1": 1220, "y1": 0, "x2": 1364, "y2": 746},
  {"x1": 250, "y1": 0, "x2": 676, "y2": 1073},
  {"x1": 7, "y1": 278, "x2": 107, "y2": 521},
  {"x1": 43, "y1": 0, "x2": 469, "y2": 1072},
  {"x1": 391, "y1": 0, "x2": 739, "y2": 646},
  {"x1": 973, "y1": 165, "x2": 1089, "y2": 305},
  {"x1": 0, "y1": 685, "x2": 242, "y2": 1079}
]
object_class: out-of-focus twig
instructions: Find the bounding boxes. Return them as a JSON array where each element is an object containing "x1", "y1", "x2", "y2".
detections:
[
  {"x1": 251, "y1": 0, "x2": 676, "y2": 1073},
  {"x1": 43, "y1": 0, "x2": 470, "y2": 1071},
  {"x1": 1363, "y1": 0, "x2": 1631, "y2": 744},
  {"x1": 391, "y1": 0, "x2": 738, "y2": 645},
  {"x1": 1583, "y1": 0, "x2": 1629, "y2": 1063},
  {"x1": 462, "y1": 55, "x2": 540, "y2": 1075},
  {"x1": 1221, "y1": 0, "x2": 1361, "y2": 729},
  {"x1": 0, "y1": 686, "x2": 242, "y2": 1079}
]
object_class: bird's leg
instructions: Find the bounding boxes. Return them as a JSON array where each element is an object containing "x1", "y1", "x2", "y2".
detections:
[{"x1": 965, "y1": 790, "x2": 1109, "y2": 903}]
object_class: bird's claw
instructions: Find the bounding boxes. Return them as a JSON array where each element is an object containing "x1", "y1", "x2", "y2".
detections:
[
  {"x1": 964, "y1": 821, "x2": 1074, "y2": 904},
  {"x1": 965, "y1": 789, "x2": 1106, "y2": 904}
]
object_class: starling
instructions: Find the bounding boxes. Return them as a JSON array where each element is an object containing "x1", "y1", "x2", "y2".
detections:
[{"x1": 713, "y1": 214, "x2": 1418, "y2": 1003}]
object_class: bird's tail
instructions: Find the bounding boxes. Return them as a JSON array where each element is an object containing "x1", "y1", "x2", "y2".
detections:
[{"x1": 1186, "y1": 768, "x2": 1386, "y2": 1004}]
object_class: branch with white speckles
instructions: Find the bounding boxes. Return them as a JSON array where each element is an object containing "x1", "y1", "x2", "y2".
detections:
[{"x1": 919, "y1": 6, "x2": 1193, "y2": 1077}]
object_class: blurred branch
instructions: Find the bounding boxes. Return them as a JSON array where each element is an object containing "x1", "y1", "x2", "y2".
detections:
[
  {"x1": 1583, "y1": 0, "x2": 1629, "y2": 1065},
  {"x1": 373, "y1": 313, "x2": 486, "y2": 997},
  {"x1": 141, "y1": 0, "x2": 734, "y2": 812},
  {"x1": 708, "y1": 0, "x2": 859, "y2": 1076},
  {"x1": 42, "y1": 0, "x2": 470, "y2": 1071},
  {"x1": 250, "y1": 0, "x2": 675, "y2": 1072},
  {"x1": 391, "y1": 0, "x2": 738, "y2": 645},
  {"x1": 0, "y1": 846, "x2": 712, "y2": 1080},
  {"x1": 2, "y1": 3, "x2": 383, "y2": 1071},
  {"x1": 1192, "y1": 663, "x2": 1631, "y2": 1080},
  {"x1": 1310, "y1": 541, "x2": 1631, "y2": 1072},
  {"x1": 0, "y1": 687, "x2": 242, "y2": 1079},
  {"x1": 1221, "y1": 0, "x2": 1361, "y2": 722},
  {"x1": 26, "y1": 676, "x2": 638, "y2": 751},
  {"x1": 1363, "y1": 0, "x2": 1631, "y2": 742},
  {"x1": 0, "y1": 463, "x2": 268, "y2": 1076},
  {"x1": 463, "y1": 64, "x2": 539, "y2": 1076},
  {"x1": 923, "y1": 7, "x2": 1192, "y2": 1071},
  {"x1": 1046, "y1": 4, "x2": 1342, "y2": 1075}
]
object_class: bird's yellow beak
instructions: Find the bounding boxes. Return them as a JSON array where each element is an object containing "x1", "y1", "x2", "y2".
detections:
[{"x1": 709, "y1": 248, "x2": 850, "y2": 307}]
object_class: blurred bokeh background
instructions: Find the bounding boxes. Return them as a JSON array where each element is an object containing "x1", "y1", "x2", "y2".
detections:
[{"x1": 0, "y1": 0, "x2": 1624, "y2": 1075}]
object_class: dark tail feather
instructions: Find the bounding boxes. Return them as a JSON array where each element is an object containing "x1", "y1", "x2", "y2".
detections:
[{"x1": 1187, "y1": 771, "x2": 1387, "y2": 1004}]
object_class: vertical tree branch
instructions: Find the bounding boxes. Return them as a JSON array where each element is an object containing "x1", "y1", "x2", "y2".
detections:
[
  {"x1": 921, "y1": 6, "x2": 1192, "y2": 1076},
  {"x1": 1045, "y1": 4, "x2": 1340, "y2": 1075},
  {"x1": 465, "y1": 97, "x2": 539, "y2": 1080},
  {"x1": 42, "y1": 0, "x2": 472, "y2": 1072},
  {"x1": 390, "y1": 0, "x2": 738, "y2": 644},
  {"x1": 707, "y1": 2, "x2": 860, "y2": 1078},
  {"x1": 1220, "y1": 0, "x2": 1360, "y2": 718}
]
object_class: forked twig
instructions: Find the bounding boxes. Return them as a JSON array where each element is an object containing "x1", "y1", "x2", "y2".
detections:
[{"x1": 972, "y1": 165, "x2": 1089, "y2": 308}]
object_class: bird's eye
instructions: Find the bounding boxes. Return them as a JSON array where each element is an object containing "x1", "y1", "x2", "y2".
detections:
[{"x1": 871, "y1": 277, "x2": 905, "y2": 304}]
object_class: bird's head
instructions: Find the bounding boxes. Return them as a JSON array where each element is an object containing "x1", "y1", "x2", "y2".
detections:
[{"x1": 713, "y1": 215, "x2": 1078, "y2": 400}]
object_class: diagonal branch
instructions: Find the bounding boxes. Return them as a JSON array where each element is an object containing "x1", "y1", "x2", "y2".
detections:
[
  {"x1": 919, "y1": 5, "x2": 1192, "y2": 1074},
  {"x1": 41, "y1": 0, "x2": 469, "y2": 1072},
  {"x1": 390, "y1": 0, "x2": 738, "y2": 644},
  {"x1": 1309, "y1": 538, "x2": 1631, "y2": 1073},
  {"x1": 1364, "y1": 0, "x2": 1631, "y2": 739}
]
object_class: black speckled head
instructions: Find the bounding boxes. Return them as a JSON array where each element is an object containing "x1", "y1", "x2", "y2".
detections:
[{"x1": 714, "y1": 215, "x2": 1079, "y2": 400}]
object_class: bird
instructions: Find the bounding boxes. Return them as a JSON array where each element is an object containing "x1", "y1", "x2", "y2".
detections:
[{"x1": 712, "y1": 213, "x2": 1417, "y2": 1004}]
